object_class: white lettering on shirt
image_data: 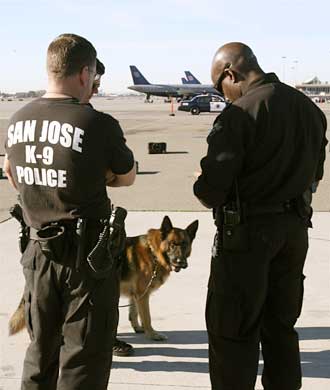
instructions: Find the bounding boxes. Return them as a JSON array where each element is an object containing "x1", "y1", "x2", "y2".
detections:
[
  {"x1": 25, "y1": 145, "x2": 37, "y2": 164},
  {"x1": 38, "y1": 121, "x2": 84, "y2": 153},
  {"x1": 10, "y1": 119, "x2": 84, "y2": 189},
  {"x1": 15, "y1": 166, "x2": 67, "y2": 188},
  {"x1": 39, "y1": 120, "x2": 49, "y2": 142},
  {"x1": 7, "y1": 120, "x2": 36, "y2": 147},
  {"x1": 60, "y1": 123, "x2": 73, "y2": 148},
  {"x1": 23, "y1": 120, "x2": 36, "y2": 142},
  {"x1": 72, "y1": 127, "x2": 84, "y2": 153},
  {"x1": 7, "y1": 124, "x2": 15, "y2": 148},
  {"x1": 47, "y1": 121, "x2": 61, "y2": 144}
]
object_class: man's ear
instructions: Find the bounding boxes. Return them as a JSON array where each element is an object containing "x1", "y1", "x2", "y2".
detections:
[
  {"x1": 79, "y1": 66, "x2": 90, "y2": 87},
  {"x1": 228, "y1": 69, "x2": 243, "y2": 84},
  {"x1": 227, "y1": 69, "x2": 237, "y2": 83},
  {"x1": 161, "y1": 216, "x2": 173, "y2": 238}
]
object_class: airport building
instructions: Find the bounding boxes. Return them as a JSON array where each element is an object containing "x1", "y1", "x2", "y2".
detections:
[{"x1": 295, "y1": 77, "x2": 330, "y2": 101}]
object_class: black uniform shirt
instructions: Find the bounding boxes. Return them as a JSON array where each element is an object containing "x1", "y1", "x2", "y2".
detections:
[
  {"x1": 5, "y1": 97, "x2": 134, "y2": 228},
  {"x1": 194, "y1": 73, "x2": 328, "y2": 209}
]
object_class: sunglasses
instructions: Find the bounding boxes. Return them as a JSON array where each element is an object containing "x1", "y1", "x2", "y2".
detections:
[{"x1": 214, "y1": 63, "x2": 231, "y2": 95}]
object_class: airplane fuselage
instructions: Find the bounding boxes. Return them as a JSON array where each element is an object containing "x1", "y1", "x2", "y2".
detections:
[{"x1": 128, "y1": 83, "x2": 219, "y2": 98}]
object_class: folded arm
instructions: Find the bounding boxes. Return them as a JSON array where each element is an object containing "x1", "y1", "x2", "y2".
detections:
[
  {"x1": 194, "y1": 109, "x2": 252, "y2": 208},
  {"x1": 106, "y1": 164, "x2": 136, "y2": 187}
]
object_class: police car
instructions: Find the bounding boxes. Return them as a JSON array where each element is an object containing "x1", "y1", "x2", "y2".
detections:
[{"x1": 178, "y1": 94, "x2": 227, "y2": 115}]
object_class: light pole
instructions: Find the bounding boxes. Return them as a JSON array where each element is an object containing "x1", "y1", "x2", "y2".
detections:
[
  {"x1": 281, "y1": 56, "x2": 287, "y2": 83},
  {"x1": 293, "y1": 60, "x2": 299, "y2": 86}
]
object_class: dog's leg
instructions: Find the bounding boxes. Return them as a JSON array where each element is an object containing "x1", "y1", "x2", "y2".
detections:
[
  {"x1": 129, "y1": 297, "x2": 144, "y2": 333},
  {"x1": 136, "y1": 294, "x2": 167, "y2": 341}
]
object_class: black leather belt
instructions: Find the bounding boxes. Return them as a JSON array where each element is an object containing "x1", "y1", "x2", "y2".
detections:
[
  {"x1": 29, "y1": 218, "x2": 106, "y2": 241},
  {"x1": 244, "y1": 201, "x2": 293, "y2": 217}
]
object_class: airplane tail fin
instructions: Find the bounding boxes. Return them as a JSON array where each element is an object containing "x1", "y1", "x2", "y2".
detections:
[
  {"x1": 184, "y1": 71, "x2": 201, "y2": 84},
  {"x1": 129, "y1": 66, "x2": 150, "y2": 85},
  {"x1": 181, "y1": 77, "x2": 189, "y2": 84}
]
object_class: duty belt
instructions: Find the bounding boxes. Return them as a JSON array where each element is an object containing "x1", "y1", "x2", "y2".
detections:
[
  {"x1": 29, "y1": 224, "x2": 67, "y2": 241},
  {"x1": 29, "y1": 219, "x2": 106, "y2": 241},
  {"x1": 244, "y1": 200, "x2": 293, "y2": 217}
]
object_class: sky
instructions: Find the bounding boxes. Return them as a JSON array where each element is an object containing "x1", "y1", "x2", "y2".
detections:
[{"x1": 0, "y1": 0, "x2": 329, "y2": 93}]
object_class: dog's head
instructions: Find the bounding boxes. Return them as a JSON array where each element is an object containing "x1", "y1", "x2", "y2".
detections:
[{"x1": 159, "y1": 216, "x2": 199, "y2": 272}]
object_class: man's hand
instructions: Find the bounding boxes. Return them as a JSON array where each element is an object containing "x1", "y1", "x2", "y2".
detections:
[
  {"x1": 193, "y1": 170, "x2": 202, "y2": 179},
  {"x1": 105, "y1": 169, "x2": 117, "y2": 185}
]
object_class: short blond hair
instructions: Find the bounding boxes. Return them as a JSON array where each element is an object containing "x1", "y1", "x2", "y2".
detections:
[{"x1": 47, "y1": 33, "x2": 96, "y2": 79}]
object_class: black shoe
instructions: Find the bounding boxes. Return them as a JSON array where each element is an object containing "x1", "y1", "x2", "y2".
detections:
[{"x1": 113, "y1": 338, "x2": 134, "y2": 357}]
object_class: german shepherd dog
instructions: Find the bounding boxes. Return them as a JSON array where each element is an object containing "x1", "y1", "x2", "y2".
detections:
[{"x1": 9, "y1": 216, "x2": 199, "y2": 342}]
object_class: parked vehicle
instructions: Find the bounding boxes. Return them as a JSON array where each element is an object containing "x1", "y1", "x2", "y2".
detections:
[{"x1": 178, "y1": 94, "x2": 226, "y2": 115}]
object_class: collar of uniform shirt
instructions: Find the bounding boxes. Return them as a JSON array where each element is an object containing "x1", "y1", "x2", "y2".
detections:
[{"x1": 243, "y1": 73, "x2": 280, "y2": 96}]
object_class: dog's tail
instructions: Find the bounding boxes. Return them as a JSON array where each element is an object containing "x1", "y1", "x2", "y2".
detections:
[{"x1": 9, "y1": 297, "x2": 26, "y2": 335}]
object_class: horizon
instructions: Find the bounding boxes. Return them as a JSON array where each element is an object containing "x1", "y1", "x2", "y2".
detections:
[{"x1": 1, "y1": 0, "x2": 329, "y2": 94}]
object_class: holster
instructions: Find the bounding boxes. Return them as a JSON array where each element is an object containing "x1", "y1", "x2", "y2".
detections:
[
  {"x1": 214, "y1": 206, "x2": 250, "y2": 253},
  {"x1": 19, "y1": 227, "x2": 30, "y2": 254},
  {"x1": 9, "y1": 204, "x2": 30, "y2": 253},
  {"x1": 85, "y1": 206, "x2": 127, "y2": 280},
  {"x1": 222, "y1": 223, "x2": 250, "y2": 252},
  {"x1": 86, "y1": 223, "x2": 115, "y2": 280}
]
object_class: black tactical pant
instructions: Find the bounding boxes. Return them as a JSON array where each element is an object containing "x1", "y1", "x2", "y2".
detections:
[
  {"x1": 206, "y1": 212, "x2": 308, "y2": 390},
  {"x1": 20, "y1": 233, "x2": 119, "y2": 390}
]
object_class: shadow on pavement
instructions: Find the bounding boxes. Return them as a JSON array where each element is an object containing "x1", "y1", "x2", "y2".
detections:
[
  {"x1": 164, "y1": 151, "x2": 189, "y2": 154},
  {"x1": 129, "y1": 346, "x2": 207, "y2": 359},
  {"x1": 136, "y1": 171, "x2": 160, "y2": 175},
  {"x1": 113, "y1": 360, "x2": 209, "y2": 373},
  {"x1": 116, "y1": 329, "x2": 330, "y2": 378},
  {"x1": 297, "y1": 327, "x2": 330, "y2": 340},
  {"x1": 257, "y1": 350, "x2": 330, "y2": 379},
  {"x1": 301, "y1": 350, "x2": 330, "y2": 378},
  {"x1": 117, "y1": 330, "x2": 208, "y2": 344}
]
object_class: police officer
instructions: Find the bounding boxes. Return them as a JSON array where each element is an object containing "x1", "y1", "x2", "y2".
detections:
[
  {"x1": 194, "y1": 42, "x2": 328, "y2": 390},
  {"x1": 81, "y1": 57, "x2": 135, "y2": 357},
  {"x1": 4, "y1": 33, "x2": 136, "y2": 390},
  {"x1": 81, "y1": 58, "x2": 105, "y2": 104}
]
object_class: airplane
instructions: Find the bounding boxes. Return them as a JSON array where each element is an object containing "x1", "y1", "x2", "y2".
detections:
[
  {"x1": 182, "y1": 71, "x2": 201, "y2": 85},
  {"x1": 128, "y1": 65, "x2": 220, "y2": 102},
  {"x1": 184, "y1": 71, "x2": 201, "y2": 84}
]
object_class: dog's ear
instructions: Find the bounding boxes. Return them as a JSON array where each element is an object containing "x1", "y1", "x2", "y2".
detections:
[
  {"x1": 186, "y1": 220, "x2": 199, "y2": 241},
  {"x1": 161, "y1": 216, "x2": 173, "y2": 238}
]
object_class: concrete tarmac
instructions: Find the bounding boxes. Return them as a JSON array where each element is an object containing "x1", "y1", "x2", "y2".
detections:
[
  {"x1": 0, "y1": 211, "x2": 329, "y2": 389},
  {"x1": 0, "y1": 97, "x2": 329, "y2": 222},
  {"x1": 0, "y1": 97, "x2": 329, "y2": 389}
]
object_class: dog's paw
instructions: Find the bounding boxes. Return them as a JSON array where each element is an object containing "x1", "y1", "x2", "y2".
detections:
[
  {"x1": 146, "y1": 331, "x2": 168, "y2": 341},
  {"x1": 133, "y1": 325, "x2": 145, "y2": 334}
]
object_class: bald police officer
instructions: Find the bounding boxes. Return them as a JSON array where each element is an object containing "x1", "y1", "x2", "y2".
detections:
[
  {"x1": 4, "y1": 34, "x2": 135, "y2": 390},
  {"x1": 194, "y1": 42, "x2": 327, "y2": 390}
]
